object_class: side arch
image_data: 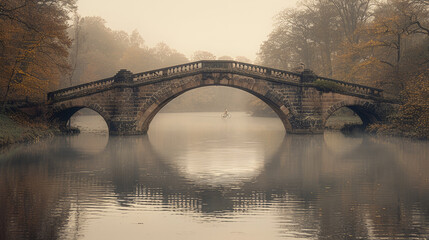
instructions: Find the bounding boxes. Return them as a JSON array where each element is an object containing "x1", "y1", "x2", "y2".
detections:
[
  {"x1": 136, "y1": 75, "x2": 297, "y2": 133},
  {"x1": 48, "y1": 102, "x2": 111, "y2": 132},
  {"x1": 323, "y1": 99, "x2": 382, "y2": 128}
]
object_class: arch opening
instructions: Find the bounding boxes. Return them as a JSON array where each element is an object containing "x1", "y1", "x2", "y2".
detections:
[
  {"x1": 324, "y1": 105, "x2": 380, "y2": 134},
  {"x1": 146, "y1": 86, "x2": 286, "y2": 186},
  {"x1": 144, "y1": 85, "x2": 288, "y2": 134},
  {"x1": 51, "y1": 107, "x2": 109, "y2": 135}
]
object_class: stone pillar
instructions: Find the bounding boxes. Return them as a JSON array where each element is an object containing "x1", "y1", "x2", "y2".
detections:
[
  {"x1": 110, "y1": 69, "x2": 141, "y2": 135},
  {"x1": 288, "y1": 118, "x2": 324, "y2": 134},
  {"x1": 300, "y1": 69, "x2": 317, "y2": 83},
  {"x1": 114, "y1": 69, "x2": 134, "y2": 83},
  {"x1": 291, "y1": 71, "x2": 324, "y2": 134},
  {"x1": 109, "y1": 120, "x2": 144, "y2": 135}
]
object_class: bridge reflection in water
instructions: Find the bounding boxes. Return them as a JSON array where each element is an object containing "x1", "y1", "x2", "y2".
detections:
[{"x1": 1, "y1": 113, "x2": 429, "y2": 239}]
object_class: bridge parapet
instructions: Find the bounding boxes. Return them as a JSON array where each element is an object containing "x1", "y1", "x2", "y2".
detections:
[
  {"x1": 132, "y1": 60, "x2": 302, "y2": 84},
  {"x1": 133, "y1": 62, "x2": 203, "y2": 81},
  {"x1": 47, "y1": 60, "x2": 384, "y2": 103},
  {"x1": 314, "y1": 76, "x2": 383, "y2": 97},
  {"x1": 223, "y1": 61, "x2": 301, "y2": 83},
  {"x1": 47, "y1": 77, "x2": 115, "y2": 102}
]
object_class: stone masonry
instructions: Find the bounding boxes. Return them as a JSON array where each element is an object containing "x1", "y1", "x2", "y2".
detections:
[{"x1": 46, "y1": 61, "x2": 395, "y2": 135}]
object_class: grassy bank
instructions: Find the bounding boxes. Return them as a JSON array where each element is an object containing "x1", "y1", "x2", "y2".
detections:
[
  {"x1": 367, "y1": 123, "x2": 429, "y2": 140},
  {"x1": 0, "y1": 112, "x2": 59, "y2": 147}
]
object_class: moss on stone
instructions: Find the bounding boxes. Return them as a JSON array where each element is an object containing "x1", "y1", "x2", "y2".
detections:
[{"x1": 312, "y1": 80, "x2": 347, "y2": 93}]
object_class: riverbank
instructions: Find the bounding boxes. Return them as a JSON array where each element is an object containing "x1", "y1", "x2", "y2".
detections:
[
  {"x1": 0, "y1": 112, "x2": 59, "y2": 147},
  {"x1": 367, "y1": 123, "x2": 429, "y2": 140}
]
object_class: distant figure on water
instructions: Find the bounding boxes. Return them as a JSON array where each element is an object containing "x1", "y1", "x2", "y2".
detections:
[{"x1": 221, "y1": 108, "x2": 231, "y2": 119}]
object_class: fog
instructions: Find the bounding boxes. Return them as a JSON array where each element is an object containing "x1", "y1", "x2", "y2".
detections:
[
  {"x1": 70, "y1": 0, "x2": 299, "y2": 114},
  {"x1": 76, "y1": 0, "x2": 298, "y2": 61}
]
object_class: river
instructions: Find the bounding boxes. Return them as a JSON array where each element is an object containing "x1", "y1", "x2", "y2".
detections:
[{"x1": 1, "y1": 112, "x2": 428, "y2": 239}]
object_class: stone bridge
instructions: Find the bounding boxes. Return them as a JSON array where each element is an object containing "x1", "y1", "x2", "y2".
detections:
[{"x1": 46, "y1": 60, "x2": 394, "y2": 135}]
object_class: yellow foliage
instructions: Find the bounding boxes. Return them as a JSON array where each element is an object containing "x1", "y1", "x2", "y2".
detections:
[
  {"x1": 396, "y1": 70, "x2": 429, "y2": 138},
  {"x1": 0, "y1": 0, "x2": 74, "y2": 103}
]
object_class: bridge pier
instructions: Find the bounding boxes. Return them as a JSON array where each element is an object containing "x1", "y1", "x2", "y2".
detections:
[
  {"x1": 287, "y1": 117, "x2": 325, "y2": 134},
  {"x1": 109, "y1": 121, "x2": 143, "y2": 135}
]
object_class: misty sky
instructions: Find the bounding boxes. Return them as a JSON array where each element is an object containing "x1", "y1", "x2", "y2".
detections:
[{"x1": 77, "y1": 0, "x2": 298, "y2": 61}]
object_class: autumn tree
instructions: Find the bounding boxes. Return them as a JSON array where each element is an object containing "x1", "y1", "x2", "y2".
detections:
[
  {"x1": 0, "y1": 0, "x2": 76, "y2": 108},
  {"x1": 258, "y1": 1, "x2": 343, "y2": 76},
  {"x1": 327, "y1": 0, "x2": 373, "y2": 43},
  {"x1": 260, "y1": 0, "x2": 428, "y2": 136},
  {"x1": 235, "y1": 56, "x2": 252, "y2": 63},
  {"x1": 191, "y1": 51, "x2": 216, "y2": 61},
  {"x1": 258, "y1": 8, "x2": 314, "y2": 70},
  {"x1": 151, "y1": 42, "x2": 188, "y2": 68},
  {"x1": 334, "y1": 0, "x2": 429, "y2": 91},
  {"x1": 66, "y1": 18, "x2": 189, "y2": 85}
]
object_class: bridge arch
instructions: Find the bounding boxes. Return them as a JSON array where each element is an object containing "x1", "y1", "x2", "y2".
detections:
[
  {"x1": 323, "y1": 100, "x2": 382, "y2": 128},
  {"x1": 136, "y1": 74, "x2": 297, "y2": 133},
  {"x1": 48, "y1": 102, "x2": 111, "y2": 132}
]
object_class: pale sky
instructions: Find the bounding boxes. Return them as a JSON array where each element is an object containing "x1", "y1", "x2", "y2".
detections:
[{"x1": 77, "y1": 0, "x2": 298, "y2": 61}]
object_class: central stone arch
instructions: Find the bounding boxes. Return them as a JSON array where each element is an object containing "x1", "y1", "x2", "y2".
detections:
[{"x1": 136, "y1": 73, "x2": 297, "y2": 133}]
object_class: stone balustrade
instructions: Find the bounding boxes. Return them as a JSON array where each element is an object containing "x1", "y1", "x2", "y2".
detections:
[
  {"x1": 48, "y1": 60, "x2": 383, "y2": 102},
  {"x1": 47, "y1": 77, "x2": 115, "y2": 101},
  {"x1": 315, "y1": 76, "x2": 383, "y2": 97}
]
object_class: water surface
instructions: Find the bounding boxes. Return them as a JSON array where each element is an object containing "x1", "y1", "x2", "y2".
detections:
[{"x1": 1, "y1": 112, "x2": 429, "y2": 239}]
